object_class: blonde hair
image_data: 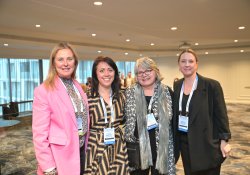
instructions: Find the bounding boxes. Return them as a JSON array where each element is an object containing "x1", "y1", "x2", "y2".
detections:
[
  {"x1": 44, "y1": 42, "x2": 79, "y2": 90},
  {"x1": 134, "y1": 57, "x2": 163, "y2": 82},
  {"x1": 178, "y1": 49, "x2": 198, "y2": 62}
]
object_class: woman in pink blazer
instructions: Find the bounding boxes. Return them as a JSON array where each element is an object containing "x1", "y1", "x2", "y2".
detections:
[{"x1": 32, "y1": 43, "x2": 90, "y2": 175}]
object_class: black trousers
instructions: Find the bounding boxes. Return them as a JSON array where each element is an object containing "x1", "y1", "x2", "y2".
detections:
[
  {"x1": 130, "y1": 159, "x2": 161, "y2": 175},
  {"x1": 80, "y1": 146, "x2": 85, "y2": 175},
  {"x1": 180, "y1": 133, "x2": 221, "y2": 175}
]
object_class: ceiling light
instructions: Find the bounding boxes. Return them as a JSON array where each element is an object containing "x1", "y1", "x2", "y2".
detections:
[
  {"x1": 240, "y1": 50, "x2": 244, "y2": 52},
  {"x1": 4, "y1": 43, "x2": 8, "y2": 47},
  {"x1": 195, "y1": 43, "x2": 199, "y2": 46},
  {"x1": 125, "y1": 52, "x2": 128, "y2": 55},
  {"x1": 97, "y1": 50, "x2": 101, "y2": 53},
  {"x1": 94, "y1": 2, "x2": 103, "y2": 6},
  {"x1": 176, "y1": 53, "x2": 180, "y2": 56},
  {"x1": 92, "y1": 33, "x2": 96, "y2": 37},
  {"x1": 205, "y1": 52, "x2": 208, "y2": 55},
  {"x1": 234, "y1": 40, "x2": 238, "y2": 42},
  {"x1": 126, "y1": 39, "x2": 130, "y2": 42},
  {"x1": 139, "y1": 54, "x2": 143, "y2": 57},
  {"x1": 35, "y1": 24, "x2": 41, "y2": 28},
  {"x1": 171, "y1": 27, "x2": 178, "y2": 31},
  {"x1": 150, "y1": 43, "x2": 155, "y2": 46},
  {"x1": 238, "y1": 26, "x2": 245, "y2": 30}
]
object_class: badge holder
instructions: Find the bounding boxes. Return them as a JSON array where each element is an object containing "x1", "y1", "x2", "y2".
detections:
[
  {"x1": 77, "y1": 117, "x2": 85, "y2": 136},
  {"x1": 104, "y1": 128, "x2": 115, "y2": 145},
  {"x1": 147, "y1": 113, "x2": 158, "y2": 130},
  {"x1": 178, "y1": 115, "x2": 189, "y2": 132}
]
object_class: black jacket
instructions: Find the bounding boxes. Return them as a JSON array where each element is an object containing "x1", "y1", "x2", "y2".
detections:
[{"x1": 173, "y1": 74, "x2": 231, "y2": 171}]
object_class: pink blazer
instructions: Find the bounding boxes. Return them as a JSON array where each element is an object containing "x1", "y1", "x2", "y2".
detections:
[{"x1": 32, "y1": 77, "x2": 90, "y2": 175}]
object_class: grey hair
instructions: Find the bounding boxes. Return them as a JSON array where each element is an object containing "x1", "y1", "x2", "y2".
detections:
[{"x1": 134, "y1": 57, "x2": 163, "y2": 82}]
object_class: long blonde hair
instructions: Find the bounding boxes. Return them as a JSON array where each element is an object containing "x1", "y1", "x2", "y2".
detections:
[{"x1": 44, "y1": 42, "x2": 79, "y2": 90}]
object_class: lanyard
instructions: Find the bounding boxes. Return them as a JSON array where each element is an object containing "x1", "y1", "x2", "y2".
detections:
[
  {"x1": 100, "y1": 91, "x2": 114, "y2": 124},
  {"x1": 179, "y1": 75, "x2": 198, "y2": 115}
]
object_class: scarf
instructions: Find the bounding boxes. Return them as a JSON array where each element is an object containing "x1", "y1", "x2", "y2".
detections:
[
  {"x1": 60, "y1": 77, "x2": 88, "y2": 147},
  {"x1": 135, "y1": 81, "x2": 171, "y2": 174}
]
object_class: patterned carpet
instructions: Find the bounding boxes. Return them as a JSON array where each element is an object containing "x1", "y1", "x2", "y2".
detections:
[{"x1": 0, "y1": 103, "x2": 249, "y2": 175}]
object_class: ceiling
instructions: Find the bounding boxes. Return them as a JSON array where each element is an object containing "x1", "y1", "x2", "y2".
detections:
[{"x1": 0, "y1": 0, "x2": 250, "y2": 61}]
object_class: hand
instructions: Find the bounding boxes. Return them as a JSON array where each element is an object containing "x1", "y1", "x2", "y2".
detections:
[
  {"x1": 43, "y1": 168, "x2": 57, "y2": 175},
  {"x1": 220, "y1": 140, "x2": 231, "y2": 158}
]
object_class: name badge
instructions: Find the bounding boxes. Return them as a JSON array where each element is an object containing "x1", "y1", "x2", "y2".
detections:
[
  {"x1": 77, "y1": 117, "x2": 83, "y2": 130},
  {"x1": 104, "y1": 128, "x2": 115, "y2": 145},
  {"x1": 147, "y1": 113, "x2": 158, "y2": 130},
  {"x1": 178, "y1": 115, "x2": 189, "y2": 132},
  {"x1": 77, "y1": 117, "x2": 84, "y2": 136}
]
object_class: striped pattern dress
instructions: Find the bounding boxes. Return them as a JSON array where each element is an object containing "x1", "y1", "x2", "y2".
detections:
[{"x1": 84, "y1": 92, "x2": 130, "y2": 175}]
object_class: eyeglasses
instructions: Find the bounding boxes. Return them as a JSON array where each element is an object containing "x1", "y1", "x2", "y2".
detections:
[{"x1": 137, "y1": 69, "x2": 153, "y2": 77}]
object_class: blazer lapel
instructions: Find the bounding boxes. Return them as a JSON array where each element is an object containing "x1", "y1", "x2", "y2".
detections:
[
  {"x1": 174, "y1": 79, "x2": 183, "y2": 113},
  {"x1": 189, "y1": 74, "x2": 206, "y2": 125},
  {"x1": 73, "y1": 80, "x2": 88, "y2": 109},
  {"x1": 55, "y1": 77, "x2": 78, "y2": 128},
  {"x1": 73, "y1": 80, "x2": 90, "y2": 130}
]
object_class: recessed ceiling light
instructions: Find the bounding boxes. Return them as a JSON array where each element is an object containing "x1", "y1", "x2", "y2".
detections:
[
  {"x1": 35, "y1": 24, "x2": 41, "y2": 28},
  {"x1": 139, "y1": 54, "x2": 143, "y2": 57},
  {"x1": 234, "y1": 40, "x2": 238, "y2": 42},
  {"x1": 150, "y1": 43, "x2": 155, "y2": 46},
  {"x1": 125, "y1": 52, "x2": 128, "y2": 55},
  {"x1": 97, "y1": 50, "x2": 102, "y2": 53},
  {"x1": 195, "y1": 43, "x2": 199, "y2": 46},
  {"x1": 176, "y1": 53, "x2": 180, "y2": 56},
  {"x1": 240, "y1": 50, "x2": 244, "y2": 52},
  {"x1": 4, "y1": 43, "x2": 8, "y2": 47},
  {"x1": 205, "y1": 52, "x2": 208, "y2": 55},
  {"x1": 126, "y1": 39, "x2": 130, "y2": 42},
  {"x1": 94, "y1": 1, "x2": 103, "y2": 6},
  {"x1": 92, "y1": 33, "x2": 96, "y2": 37},
  {"x1": 171, "y1": 27, "x2": 178, "y2": 31},
  {"x1": 238, "y1": 26, "x2": 245, "y2": 30}
]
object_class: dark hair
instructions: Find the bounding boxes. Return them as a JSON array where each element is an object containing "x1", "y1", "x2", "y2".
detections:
[
  {"x1": 178, "y1": 49, "x2": 198, "y2": 63},
  {"x1": 91, "y1": 56, "x2": 120, "y2": 98}
]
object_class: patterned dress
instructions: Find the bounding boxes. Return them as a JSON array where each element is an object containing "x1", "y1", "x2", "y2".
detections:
[{"x1": 84, "y1": 92, "x2": 130, "y2": 175}]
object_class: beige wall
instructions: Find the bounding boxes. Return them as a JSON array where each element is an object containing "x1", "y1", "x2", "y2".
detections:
[{"x1": 154, "y1": 52, "x2": 250, "y2": 104}]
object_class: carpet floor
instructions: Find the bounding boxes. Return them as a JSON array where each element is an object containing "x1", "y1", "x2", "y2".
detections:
[{"x1": 0, "y1": 103, "x2": 249, "y2": 175}]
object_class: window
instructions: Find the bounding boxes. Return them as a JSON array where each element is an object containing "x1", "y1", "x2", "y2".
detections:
[
  {"x1": 0, "y1": 58, "x2": 135, "y2": 116},
  {"x1": 116, "y1": 61, "x2": 135, "y2": 77},
  {"x1": 20, "y1": 62, "x2": 30, "y2": 72}
]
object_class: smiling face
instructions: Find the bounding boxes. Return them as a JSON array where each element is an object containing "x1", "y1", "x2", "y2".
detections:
[
  {"x1": 178, "y1": 52, "x2": 198, "y2": 78},
  {"x1": 136, "y1": 66, "x2": 156, "y2": 88},
  {"x1": 54, "y1": 48, "x2": 76, "y2": 79},
  {"x1": 96, "y1": 61, "x2": 115, "y2": 89}
]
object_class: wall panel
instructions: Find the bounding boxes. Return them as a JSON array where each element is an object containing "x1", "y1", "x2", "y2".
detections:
[{"x1": 154, "y1": 52, "x2": 250, "y2": 104}]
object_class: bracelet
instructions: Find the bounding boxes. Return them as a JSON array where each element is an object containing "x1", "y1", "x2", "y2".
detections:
[{"x1": 44, "y1": 169, "x2": 57, "y2": 175}]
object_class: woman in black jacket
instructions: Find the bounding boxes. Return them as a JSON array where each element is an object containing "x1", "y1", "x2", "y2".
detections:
[{"x1": 173, "y1": 49, "x2": 231, "y2": 175}]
